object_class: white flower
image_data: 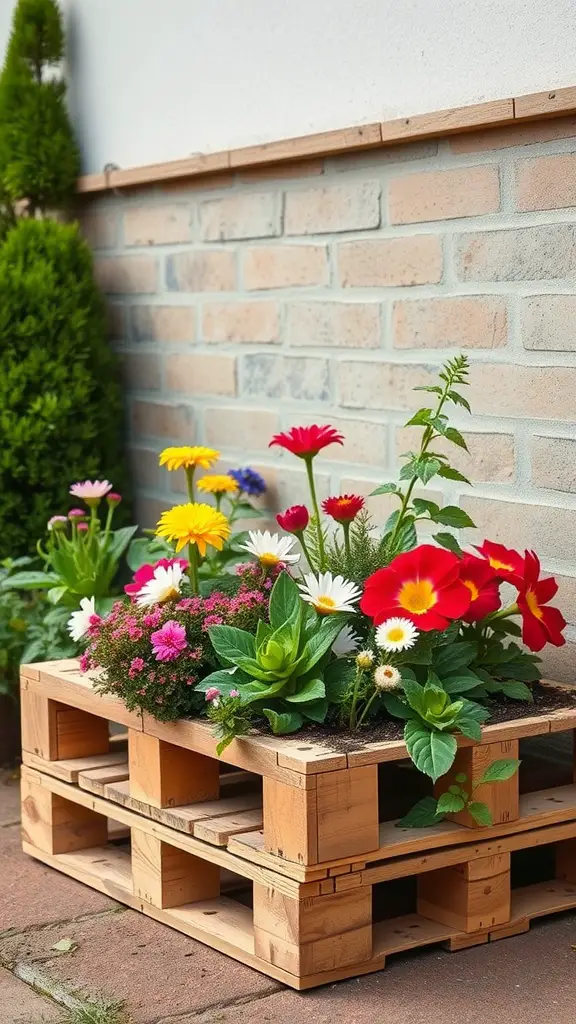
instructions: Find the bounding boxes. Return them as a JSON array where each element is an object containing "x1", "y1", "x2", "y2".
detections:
[
  {"x1": 356, "y1": 649, "x2": 374, "y2": 669},
  {"x1": 242, "y1": 530, "x2": 300, "y2": 567},
  {"x1": 375, "y1": 617, "x2": 419, "y2": 652},
  {"x1": 135, "y1": 563, "x2": 185, "y2": 608},
  {"x1": 298, "y1": 571, "x2": 362, "y2": 615},
  {"x1": 67, "y1": 597, "x2": 96, "y2": 642},
  {"x1": 332, "y1": 625, "x2": 361, "y2": 657},
  {"x1": 374, "y1": 664, "x2": 401, "y2": 691}
]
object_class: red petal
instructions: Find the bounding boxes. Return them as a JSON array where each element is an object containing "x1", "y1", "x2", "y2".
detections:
[
  {"x1": 541, "y1": 605, "x2": 567, "y2": 646},
  {"x1": 462, "y1": 583, "x2": 501, "y2": 623},
  {"x1": 435, "y1": 580, "x2": 472, "y2": 619},
  {"x1": 521, "y1": 612, "x2": 547, "y2": 652},
  {"x1": 535, "y1": 575, "x2": 558, "y2": 604}
]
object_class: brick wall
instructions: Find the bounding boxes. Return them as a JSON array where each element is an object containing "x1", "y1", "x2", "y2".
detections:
[{"x1": 83, "y1": 114, "x2": 576, "y2": 682}]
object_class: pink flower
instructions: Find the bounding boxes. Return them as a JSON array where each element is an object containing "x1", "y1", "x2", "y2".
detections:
[
  {"x1": 107, "y1": 492, "x2": 122, "y2": 505},
  {"x1": 70, "y1": 480, "x2": 113, "y2": 500},
  {"x1": 130, "y1": 657, "x2": 145, "y2": 673},
  {"x1": 79, "y1": 652, "x2": 91, "y2": 672},
  {"x1": 125, "y1": 558, "x2": 188, "y2": 599},
  {"x1": 205, "y1": 687, "x2": 221, "y2": 702},
  {"x1": 47, "y1": 515, "x2": 67, "y2": 531},
  {"x1": 151, "y1": 620, "x2": 188, "y2": 662},
  {"x1": 77, "y1": 522, "x2": 89, "y2": 532},
  {"x1": 68, "y1": 508, "x2": 87, "y2": 519},
  {"x1": 203, "y1": 614, "x2": 224, "y2": 631},
  {"x1": 230, "y1": 689, "x2": 240, "y2": 698}
]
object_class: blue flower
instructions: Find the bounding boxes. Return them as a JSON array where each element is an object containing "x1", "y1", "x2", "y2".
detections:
[{"x1": 229, "y1": 467, "x2": 266, "y2": 497}]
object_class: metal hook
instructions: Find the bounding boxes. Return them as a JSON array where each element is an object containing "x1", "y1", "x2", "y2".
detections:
[{"x1": 103, "y1": 162, "x2": 123, "y2": 197}]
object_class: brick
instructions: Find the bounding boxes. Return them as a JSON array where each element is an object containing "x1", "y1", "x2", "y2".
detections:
[
  {"x1": 121, "y1": 351, "x2": 162, "y2": 391},
  {"x1": 338, "y1": 360, "x2": 436, "y2": 410},
  {"x1": 295, "y1": 415, "x2": 388, "y2": 467},
  {"x1": 284, "y1": 182, "x2": 380, "y2": 235},
  {"x1": 393, "y1": 296, "x2": 507, "y2": 349},
  {"x1": 165, "y1": 353, "x2": 237, "y2": 396},
  {"x1": 460, "y1": 495, "x2": 576, "y2": 561},
  {"x1": 131, "y1": 305, "x2": 196, "y2": 343},
  {"x1": 94, "y1": 255, "x2": 157, "y2": 294},
  {"x1": 389, "y1": 166, "x2": 500, "y2": 224},
  {"x1": 266, "y1": 465, "x2": 331, "y2": 512},
  {"x1": 238, "y1": 159, "x2": 324, "y2": 182},
  {"x1": 202, "y1": 301, "x2": 280, "y2": 344},
  {"x1": 124, "y1": 204, "x2": 192, "y2": 245},
  {"x1": 396, "y1": 428, "x2": 515, "y2": 483},
  {"x1": 326, "y1": 140, "x2": 438, "y2": 172},
  {"x1": 521, "y1": 295, "x2": 576, "y2": 352},
  {"x1": 205, "y1": 407, "x2": 280, "y2": 451},
  {"x1": 131, "y1": 400, "x2": 194, "y2": 441},
  {"x1": 531, "y1": 436, "x2": 576, "y2": 492},
  {"x1": 286, "y1": 301, "x2": 381, "y2": 348},
  {"x1": 339, "y1": 475, "x2": 442, "y2": 530},
  {"x1": 130, "y1": 447, "x2": 163, "y2": 490},
  {"x1": 159, "y1": 171, "x2": 235, "y2": 193},
  {"x1": 516, "y1": 154, "x2": 576, "y2": 211},
  {"x1": 243, "y1": 244, "x2": 328, "y2": 290},
  {"x1": 135, "y1": 496, "x2": 167, "y2": 529},
  {"x1": 450, "y1": 115, "x2": 576, "y2": 153},
  {"x1": 466, "y1": 363, "x2": 576, "y2": 420},
  {"x1": 106, "y1": 302, "x2": 126, "y2": 341},
  {"x1": 166, "y1": 250, "x2": 236, "y2": 292},
  {"x1": 80, "y1": 209, "x2": 118, "y2": 249},
  {"x1": 339, "y1": 236, "x2": 442, "y2": 287},
  {"x1": 456, "y1": 225, "x2": 576, "y2": 281},
  {"x1": 200, "y1": 192, "x2": 280, "y2": 240},
  {"x1": 242, "y1": 354, "x2": 331, "y2": 402}
]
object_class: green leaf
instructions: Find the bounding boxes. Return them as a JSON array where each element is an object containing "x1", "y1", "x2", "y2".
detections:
[
  {"x1": 298, "y1": 697, "x2": 328, "y2": 723},
  {"x1": 501, "y1": 680, "x2": 533, "y2": 701},
  {"x1": 467, "y1": 801, "x2": 493, "y2": 827},
  {"x1": 434, "y1": 642, "x2": 478, "y2": 675},
  {"x1": 437, "y1": 465, "x2": 472, "y2": 486},
  {"x1": 404, "y1": 720, "x2": 458, "y2": 782},
  {"x1": 397, "y1": 796, "x2": 443, "y2": 828},
  {"x1": 412, "y1": 498, "x2": 441, "y2": 518},
  {"x1": 479, "y1": 759, "x2": 521, "y2": 784},
  {"x1": 196, "y1": 668, "x2": 247, "y2": 697},
  {"x1": 401, "y1": 678, "x2": 427, "y2": 717},
  {"x1": 386, "y1": 517, "x2": 417, "y2": 558},
  {"x1": 413, "y1": 385, "x2": 443, "y2": 395},
  {"x1": 285, "y1": 678, "x2": 326, "y2": 703},
  {"x1": 436, "y1": 791, "x2": 466, "y2": 814},
  {"x1": 442, "y1": 673, "x2": 483, "y2": 695},
  {"x1": 2, "y1": 570, "x2": 58, "y2": 590},
  {"x1": 47, "y1": 585, "x2": 67, "y2": 605},
  {"x1": 295, "y1": 615, "x2": 349, "y2": 676},
  {"x1": 382, "y1": 692, "x2": 413, "y2": 720},
  {"x1": 457, "y1": 717, "x2": 482, "y2": 741},
  {"x1": 105, "y1": 525, "x2": 139, "y2": 563},
  {"x1": 324, "y1": 660, "x2": 355, "y2": 702},
  {"x1": 262, "y1": 708, "x2": 304, "y2": 735},
  {"x1": 208, "y1": 625, "x2": 256, "y2": 666},
  {"x1": 414, "y1": 457, "x2": 442, "y2": 485},
  {"x1": 455, "y1": 772, "x2": 468, "y2": 784},
  {"x1": 405, "y1": 408, "x2": 433, "y2": 427},
  {"x1": 269, "y1": 571, "x2": 301, "y2": 631},
  {"x1": 490, "y1": 618, "x2": 522, "y2": 637},
  {"x1": 443, "y1": 427, "x2": 468, "y2": 451},
  {"x1": 370, "y1": 482, "x2": 401, "y2": 496},
  {"x1": 448, "y1": 390, "x2": 471, "y2": 413},
  {"x1": 458, "y1": 698, "x2": 491, "y2": 723},
  {"x1": 233, "y1": 502, "x2": 266, "y2": 519},
  {"x1": 432, "y1": 506, "x2": 476, "y2": 529}
]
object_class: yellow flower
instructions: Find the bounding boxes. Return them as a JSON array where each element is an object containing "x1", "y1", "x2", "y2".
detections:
[
  {"x1": 197, "y1": 474, "x2": 239, "y2": 496},
  {"x1": 159, "y1": 446, "x2": 220, "y2": 472},
  {"x1": 156, "y1": 503, "x2": 231, "y2": 555}
]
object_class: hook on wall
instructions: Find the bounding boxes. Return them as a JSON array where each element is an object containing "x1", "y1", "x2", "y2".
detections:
[{"x1": 103, "y1": 162, "x2": 123, "y2": 197}]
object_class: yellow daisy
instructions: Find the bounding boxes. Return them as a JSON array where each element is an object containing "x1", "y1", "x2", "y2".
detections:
[
  {"x1": 159, "y1": 446, "x2": 220, "y2": 472},
  {"x1": 156, "y1": 503, "x2": 231, "y2": 555},
  {"x1": 197, "y1": 474, "x2": 239, "y2": 496}
]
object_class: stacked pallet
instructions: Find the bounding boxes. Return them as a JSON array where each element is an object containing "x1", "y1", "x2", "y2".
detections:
[{"x1": 20, "y1": 659, "x2": 576, "y2": 990}]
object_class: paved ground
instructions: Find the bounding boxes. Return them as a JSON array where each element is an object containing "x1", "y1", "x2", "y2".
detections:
[{"x1": 3, "y1": 768, "x2": 576, "y2": 1024}]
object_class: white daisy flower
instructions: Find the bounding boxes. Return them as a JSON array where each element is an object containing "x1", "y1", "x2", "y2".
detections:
[
  {"x1": 135, "y1": 563, "x2": 185, "y2": 608},
  {"x1": 67, "y1": 596, "x2": 96, "y2": 642},
  {"x1": 298, "y1": 571, "x2": 362, "y2": 615},
  {"x1": 375, "y1": 617, "x2": 419, "y2": 652},
  {"x1": 332, "y1": 625, "x2": 361, "y2": 657},
  {"x1": 374, "y1": 664, "x2": 401, "y2": 691},
  {"x1": 242, "y1": 530, "x2": 300, "y2": 567}
]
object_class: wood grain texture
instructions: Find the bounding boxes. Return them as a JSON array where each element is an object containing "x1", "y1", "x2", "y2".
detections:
[
  {"x1": 263, "y1": 777, "x2": 318, "y2": 864},
  {"x1": 316, "y1": 766, "x2": 379, "y2": 862},
  {"x1": 435, "y1": 740, "x2": 520, "y2": 829},
  {"x1": 131, "y1": 827, "x2": 220, "y2": 908},
  {"x1": 128, "y1": 731, "x2": 220, "y2": 809},
  {"x1": 22, "y1": 749, "x2": 129, "y2": 784},
  {"x1": 417, "y1": 854, "x2": 511, "y2": 933}
]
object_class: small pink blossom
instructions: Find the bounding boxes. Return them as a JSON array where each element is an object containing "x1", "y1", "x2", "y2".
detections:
[
  {"x1": 47, "y1": 515, "x2": 67, "y2": 531},
  {"x1": 129, "y1": 657, "x2": 145, "y2": 678},
  {"x1": 151, "y1": 620, "x2": 187, "y2": 662},
  {"x1": 77, "y1": 522, "x2": 89, "y2": 532},
  {"x1": 70, "y1": 480, "x2": 113, "y2": 500},
  {"x1": 107, "y1": 492, "x2": 122, "y2": 505},
  {"x1": 143, "y1": 608, "x2": 163, "y2": 628},
  {"x1": 203, "y1": 614, "x2": 224, "y2": 631},
  {"x1": 205, "y1": 687, "x2": 221, "y2": 702},
  {"x1": 229, "y1": 689, "x2": 240, "y2": 698},
  {"x1": 68, "y1": 508, "x2": 87, "y2": 519},
  {"x1": 79, "y1": 652, "x2": 91, "y2": 672}
]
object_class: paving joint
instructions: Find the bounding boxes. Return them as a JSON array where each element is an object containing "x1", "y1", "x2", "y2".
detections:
[
  {"x1": 151, "y1": 986, "x2": 283, "y2": 1024},
  {"x1": 0, "y1": 905, "x2": 128, "y2": 948}
]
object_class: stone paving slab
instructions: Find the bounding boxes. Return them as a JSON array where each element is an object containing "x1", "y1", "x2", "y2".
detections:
[
  {"x1": 0, "y1": 909, "x2": 279, "y2": 1023},
  {"x1": 0, "y1": 966, "x2": 60, "y2": 1023},
  {"x1": 0, "y1": 771, "x2": 21, "y2": 827},
  {"x1": 0, "y1": 825, "x2": 118, "y2": 932}
]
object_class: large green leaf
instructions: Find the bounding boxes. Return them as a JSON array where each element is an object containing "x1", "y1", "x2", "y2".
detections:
[
  {"x1": 269, "y1": 571, "x2": 301, "y2": 631},
  {"x1": 467, "y1": 801, "x2": 493, "y2": 827},
  {"x1": 397, "y1": 796, "x2": 443, "y2": 829},
  {"x1": 433, "y1": 532, "x2": 465, "y2": 557},
  {"x1": 285, "y1": 678, "x2": 325, "y2": 703},
  {"x1": 262, "y1": 708, "x2": 303, "y2": 735},
  {"x1": 382, "y1": 692, "x2": 413, "y2": 721},
  {"x1": 479, "y1": 759, "x2": 521, "y2": 784},
  {"x1": 294, "y1": 615, "x2": 349, "y2": 676},
  {"x1": 324, "y1": 660, "x2": 355, "y2": 702},
  {"x1": 432, "y1": 506, "x2": 475, "y2": 529},
  {"x1": 208, "y1": 625, "x2": 256, "y2": 666},
  {"x1": 196, "y1": 668, "x2": 248, "y2": 696},
  {"x1": 105, "y1": 525, "x2": 139, "y2": 563},
  {"x1": 404, "y1": 720, "x2": 458, "y2": 782},
  {"x1": 436, "y1": 791, "x2": 466, "y2": 814},
  {"x1": 501, "y1": 680, "x2": 533, "y2": 701},
  {"x1": 370, "y1": 482, "x2": 401, "y2": 497},
  {"x1": 457, "y1": 717, "x2": 482, "y2": 741},
  {"x1": 434, "y1": 642, "x2": 478, "y2": 675},
  {"x1": 400, "y1": 678, "x2": 427, "y2": 717},
  {"x1": 2, "y1": 571, "x2": 59, "y2": 590},
  {"x1": 298, "y1": 697, "x2": 328, "y2": 723},
  {"x1": 442, "y1": 673, "x2": 483, "y2": 695}
]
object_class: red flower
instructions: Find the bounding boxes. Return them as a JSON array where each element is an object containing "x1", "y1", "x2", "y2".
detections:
[
  {"x1": 322, "y1": 494, "x2": 365, "y2": 524},
  {"x1": 459, "y1": 554, "x2": 501, "y2": 623},
  {"x1": 276, "y1": 505, "x2": 309, "y2": 534},
  {"x1": 476, "y1": 540, "x2": 525, "y2": 583},
  {"x1": 125, "y1": 558, "x2": 188, "y2": 598},
  {"x1": 361, "y1": 544, "x2": 471, "y2": 630},
  {"x1": 517, "y1": 551, "x2": 566, "y2": 652},
  {"x1": 269, "y1": 424, "x2": 344, "y2": 459}
]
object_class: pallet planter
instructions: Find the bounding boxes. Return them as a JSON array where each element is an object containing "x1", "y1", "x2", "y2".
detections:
[{"x1": 20, "y1": 659, "x2": 576, "y2": 989}]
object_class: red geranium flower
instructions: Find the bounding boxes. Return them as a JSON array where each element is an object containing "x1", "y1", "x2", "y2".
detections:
[
  {"x1": 459, "y1": 554, "x2": 501, "y2": 623},
  {"x1": 269, "y1": 425, "x2": 344, "y2": 459},
  {"x1": 517, "y1": 550, "x2": 566, "y2": 652},
  {"x1": 360, "y1": 544, "x2": 471, "y2": 630},
  {"x1": 476, "y1": 540, "x2": 525, "y2": 583},
  {"x1": 125, "y1": 558, "x2": 188, "y2": 598},
  {"x1": 276, "y1": 504, "x2": 309, "y2": 534},
  {"x1": 322, "y1": 494, "x2": 365, "y2": 524}
]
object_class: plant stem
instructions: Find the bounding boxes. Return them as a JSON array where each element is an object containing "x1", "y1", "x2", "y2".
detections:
[
  {"x1": 485, "y1": 602, "x2": 519, "y2": 622},
  {"x1": 298, "y1": 531, "x2": 314, "y2": 571},
  {"x1": 357, "y1": 689, "x2": 379, "y2": 729},
  {"x1": 185, "y1": 467, "x2": 196, "y2": 503},
  {"x1": 349, "y1": 668, "x2": 364, "y2": 730},
  {"x1": 342, "y1": 521, "x2": 351, "y2": 567},
  {"x1": 304, "y1": 456, "x2": 326, "y2": 570},
  {"x1": 188, "y1": 542, "x2": 199, "y2": 594},
  {"x1": 215, "y1": 493, "x2": 222, "y2": 511}
]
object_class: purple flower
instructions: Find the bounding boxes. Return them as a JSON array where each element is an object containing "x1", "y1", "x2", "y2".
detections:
[
  {"x1": 151, "y1": 620, "x2": 187, "y2": 662},
  {"x1": 229, "y1": 467, "x2": 266, "y2": 497}
]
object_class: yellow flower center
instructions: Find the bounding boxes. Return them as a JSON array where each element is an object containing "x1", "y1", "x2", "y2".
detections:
[
  {"x1": 259, "y1": 552, "x2": 281, "y2": 566},
  {"x1": 489, "y1": 557, "x2": 514, "y2": 573},
  {"x1": 525, "y1": 588, "x2": 543, "y2": 620},
  {"x1": 315, "y1": 594, "x2": 337, "y2": 613},
  {"x1": 386, "y1": 626, "x2": 406, "y2": 643},
  {"x1": 158, "y1": 585, "x2": 180, "y2": 603},
  {"x1": 398, "y1": 579, "x2": 437, "y2": 615},
  {"x1": 382, "y1": 667, "x2": 395, "y2": 678},
  {"x1": 463, "y1": 579, "x2": 479, "y2": 601}
]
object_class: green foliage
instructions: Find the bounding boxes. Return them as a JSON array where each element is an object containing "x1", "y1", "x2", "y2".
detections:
[
  {"x1": 0, "y1": 0, "x2": 80, "y2": 211},
  {"x1": 48, "y1": 995, "x2": 131, "y2": 1024},
  {"x1": 37, "y1": 513, "x2": 137, "y2": 605},
  {"x1": 398, "y1": 758, "x2": 521, "y2": 828},
  {"x1": 0, "y1": 218, "x2": 129, "y2": 557},
  {"x1": 206, "y1": 692, "x2": 255, "y2": 755}
]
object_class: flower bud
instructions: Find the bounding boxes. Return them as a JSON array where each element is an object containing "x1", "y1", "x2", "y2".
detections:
[
  {"x1": 276, "y1": 504, "x2": 309, "y2": 534},
  {"x1": 107, "y1": 492, "x2": 122, "y2": 506},
  {"x1": 374, "y1": 665, "x2": 401, "y2": 691},
  {"x1": 356, "y1": 649, "x2": 374, "y2": 670}
]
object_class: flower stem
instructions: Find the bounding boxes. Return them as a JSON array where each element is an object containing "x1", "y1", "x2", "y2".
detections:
[
  {"x1": 357, "y1": 689, "x2": 379, "y2": 729},
  {"x1": 342, "y1": 521, "x2": 351, "y2": 566},
  {"x1": 298, "y1": 531, "x2": 314, "y2": 571},
  {"x1": 485, "y1": 602, "x2": 519, "y2": 623},
  {"x1": 349, "y1": 668, "x2": 364, "y2": 730},
  {"x1": 304, "y1": 456, "x2": 326, "y2": 570},
  {"x1": 188, "y1": 542, "x2": 199, "y2": 594},
  {"x1": 185, "y1": 467, "x2": 196, "y2": 503}
]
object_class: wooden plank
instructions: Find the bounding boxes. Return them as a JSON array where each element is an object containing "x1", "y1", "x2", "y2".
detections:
[
  {"x1": 54, "y1": 706, "x2": 110, "y2": 760},
  {"x1": 20, "y1": 687, "x2": 59, "y2": 759},
  {"x1": 128, "y1": 731, "x2": 220, "y2": 809},
  {"x1": 436, "y1": 740, "x2": 519, "y2": 829},
  {"x1": 380, "y1": 98, "x2": 514, "y2": 143},
  {"x1": 228, "y1": 831, "x2": 328, "y2": 882},
  {"x1": 194, "y1": 808, "x2": 263, "y2": 846},
  {"x1": 555, "y1": 837, "x2": 576, "y2": 882},
  {"x1": 131, "y1": 828, "x2": 220, "y2": 908},
  {"x1": 372, "y1": 914, "x2": 455, "y2": 957},
  {"x1": 445, "y1": 931, "x2": 489, "y2": 951},
  {"x1": 24, "y1": 668, "x2": 143, "y2": 731},
  {"x1": 417, "y1": 855, "x2": 510, "y2": 933},
  {"x1": 22, "y1": 750, "x2": 128, "y2": 785},
  {"x1": 21, "y1": 771, "x2": 108, "y2": 854},
  {"x1": 78, "y1": 763, "x2": 130, "y2": 796},
  {"x1": 316, "y1": 766, "x2": 379, "y2": 862},
  {"x1": 229, "y1": 123, "x2": 381, "y2": 169},
  {"x1": 104, "y1": 778, "x2": 263, "y2": 835},
  {"x1": 509, "y1": 879, "x2": 576, "y2": 920},
  {"x1": 276, "y1": 741, "x2": 347, "y2": 775},
  {"x1": 263, "y1": 777, "x2": 318, "y2": 864},
  {"x1": 514, "y1": 86, "x2": 576, "y2": 121}
]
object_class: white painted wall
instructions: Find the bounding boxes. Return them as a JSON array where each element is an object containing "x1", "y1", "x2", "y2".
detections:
[{"x1": 1, "y1": 0, "x2": 576, "y2": 175}]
